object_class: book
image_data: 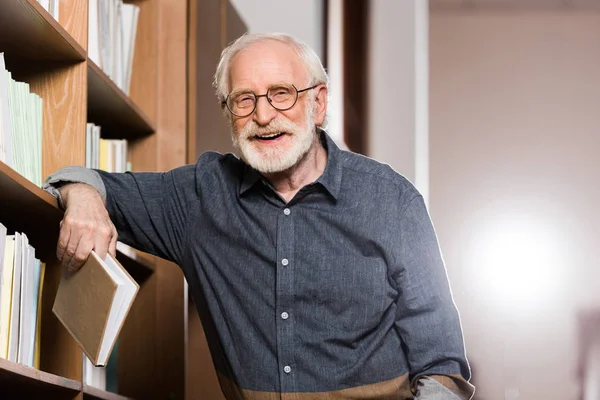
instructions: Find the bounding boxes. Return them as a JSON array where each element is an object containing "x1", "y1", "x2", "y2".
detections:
[
  {"x1": 91, "y1": 0, "x2": 139, "y2": 94},
  {"x1": 52, "y1": 251, "x2": 139, "y2": 366},
  {"x1": 7, "y1": 233, "x2": 24, "y2": 362},
  {"x1": 17, "y1": 243, "x2": 40, "y2": 367},
  {"x1": 0, "y1": 229, "x2": 12, "y2": 359},
  {"x1": 33, "y1": 262, "x2": 45, "y2": 369}
]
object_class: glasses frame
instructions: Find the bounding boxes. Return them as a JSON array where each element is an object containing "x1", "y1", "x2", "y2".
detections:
[{"x1": 222, "y1": 83, "x2": 320, "y2": 118}]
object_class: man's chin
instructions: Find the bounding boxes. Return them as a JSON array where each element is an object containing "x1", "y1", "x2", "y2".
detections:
[{"x1": 241, "y1": 151, "x2": 297, "y2": 174}]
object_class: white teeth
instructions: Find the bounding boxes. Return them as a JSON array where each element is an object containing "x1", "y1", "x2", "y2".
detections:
[{"x1": 258, "y1": 132, "x2": 283, "y2": 139}]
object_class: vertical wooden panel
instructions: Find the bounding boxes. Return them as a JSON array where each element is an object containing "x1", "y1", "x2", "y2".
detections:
[
  {"x1": 225, "y1": 0, "x2": 246, "y2": 47},
  {"x1": 156, "y1": 0, "x2": 187, "y2": 172},
  {"x1": 29, "y1": 62, "x2": 88, "y2": 176},
  {"x1": 151, "y1": 1, "x2": 188, "y2": 398},
  {"x1": 58, "y1": 0, "x2": 88, "y2": 49},
  {"x1": 129, "y1": 0, "x2": 159, "y2": 125},
  {"x1": 186, "y1": 0, "x2": 198, "y2": 165},
  {"x1": 187, "y1": 298, "x2": 226, "y2": 400},
  {"x1": 128, "y1": 0, "x2": 159, "y2": 173},
  {"x1": 118, "y1": 276, "x2": 157, "y2": 399},
  {"x1": 189, "y1": 0, "x2": 234, "y2": 160},
  {"x1": 342, "y1": 0, "x2": 369, "y2": 155},
  {"x1": 154, "y1": 260, "x2": 185, "y2": 400}
]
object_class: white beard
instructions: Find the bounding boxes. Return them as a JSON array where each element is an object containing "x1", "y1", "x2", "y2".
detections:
[{"x1": 231, "y1": 99, "x2": 317, "y2": 174}]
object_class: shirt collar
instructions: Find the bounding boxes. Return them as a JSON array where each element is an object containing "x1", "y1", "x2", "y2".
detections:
[{"x1": 239, "y1": 129, "x2": 344, "y2": 201}]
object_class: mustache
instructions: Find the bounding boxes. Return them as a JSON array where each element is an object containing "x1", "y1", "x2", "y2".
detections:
[{"x1": 238, "y1": 117, "x2": 301, "y2": 139}]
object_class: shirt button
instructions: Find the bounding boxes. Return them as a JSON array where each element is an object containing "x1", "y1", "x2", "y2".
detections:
[
  {"x1": 281, "y1": 312, "x2": 289, "y2": 320},
  {"x1": 281, "y1": 258, "x2": 289, "y2": 266},
  {"x1": 284, "y1": 366, "x2": 291, "y2": 374},
  {"x1": 283, "y1": 208, "x2": 291, "y2": 215}
]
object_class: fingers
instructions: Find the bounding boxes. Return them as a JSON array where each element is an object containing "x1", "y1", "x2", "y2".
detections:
[
  {"x1": 108, "y1": 224, "x2": 118, "y2": 259},
  {"x1": 58, "y1": 215, "x2": 115, "y2": 271},
  {"x1": 93, "y1": 219, "x2": 115, "y2": 261},
  {"x1": 57, "y1": 220, "x2": 71, "y2": 262},
  {"x1": 61, "y1": 227, "x2": 81, "y2": 272},
  {"x1": 65, "y1": 235, "x2": 94, "y2": 272}
]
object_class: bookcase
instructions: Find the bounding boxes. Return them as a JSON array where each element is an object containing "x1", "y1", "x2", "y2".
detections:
[{"x1": 0, "y1": 0, "x2": 187, "y2": 399}]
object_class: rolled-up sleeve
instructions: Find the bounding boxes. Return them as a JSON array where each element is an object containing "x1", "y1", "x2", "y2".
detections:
[
  {"x1": 43, "y1": 166, "x2": 107, "y2": 209},
  {"x1": 393, "y1": 195, "x2": 474, "y2": 399}
]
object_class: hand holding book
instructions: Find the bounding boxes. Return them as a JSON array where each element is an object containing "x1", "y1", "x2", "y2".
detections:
[{"x1": 56, "y1": 183, "x2": 117, "y2": 272}]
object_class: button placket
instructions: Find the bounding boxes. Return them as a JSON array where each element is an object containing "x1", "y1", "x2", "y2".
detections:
[{"x1": 275, "y1": 204, "x2": 296, "y2": 390}]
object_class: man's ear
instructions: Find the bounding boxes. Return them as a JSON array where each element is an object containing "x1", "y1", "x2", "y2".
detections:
[{"x1": 313, "y1": 85, "x2": 328, "y2": 127}]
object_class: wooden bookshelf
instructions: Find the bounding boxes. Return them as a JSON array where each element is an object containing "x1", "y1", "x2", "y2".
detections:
[
  {"x1": 0, "y1": 0, "x2": 85, "y2": 62},
  {"x1": 0, "y1": 358, "x2": 81, "y2": 400},
  {"x1": 116, "y1": 242, "x2": 156, "y2": 283},
  {"x1": 87, "y1": 60, "x2": 155, "y2": 139},
  {"x1": 83, "y1": 384, "x2": 133, "y2": 400},
  {"x1": 0, "y1": 0, "x2": 189, "y2": 398},
  {"x1": 0, "y1": 161, "x2": 62, "y2": 263}
]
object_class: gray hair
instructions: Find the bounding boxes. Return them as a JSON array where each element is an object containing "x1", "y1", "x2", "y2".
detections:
[{"x1": 213, "y1": 33, "x2": 329, "y2": 103}]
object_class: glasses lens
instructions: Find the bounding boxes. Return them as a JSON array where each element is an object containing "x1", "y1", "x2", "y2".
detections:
[
  {"x1": 267, "y1": 84, "x2": 297, "y2": 111},
  {"x1": 228, "y1": 91, "x2": 256, "y2": 116}
]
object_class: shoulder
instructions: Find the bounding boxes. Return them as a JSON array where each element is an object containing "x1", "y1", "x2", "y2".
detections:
[{"x1": 338, "y1": 149, "x2": 420, "y2": 199}]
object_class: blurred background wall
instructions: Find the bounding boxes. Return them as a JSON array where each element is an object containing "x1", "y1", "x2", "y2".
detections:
[
  {"x1": 430, "y1": 4, "x2": 600, "y2": 399},
  {"x1": 225, "y1": 1, "x2": 600, "y2": 398}
]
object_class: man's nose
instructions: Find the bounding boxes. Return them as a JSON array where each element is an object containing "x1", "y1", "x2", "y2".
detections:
[{"x1": 253, "y1": 96, "x2": 277, "y2": 126}]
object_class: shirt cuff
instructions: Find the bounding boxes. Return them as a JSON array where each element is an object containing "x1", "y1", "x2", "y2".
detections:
[
  {"x1": 415, "y1": 376, "x2": 475, "y2": 400},
  {"x1": 42, "y1": 166, "x2": 107, "y2": 209}
]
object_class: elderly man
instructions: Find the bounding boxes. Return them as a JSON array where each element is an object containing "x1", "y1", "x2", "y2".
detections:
[{"x1": 44, "y1": 33, "x2": 474, "y2": 399}]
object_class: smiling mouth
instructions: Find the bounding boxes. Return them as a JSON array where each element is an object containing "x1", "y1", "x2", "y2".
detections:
[{"x1": 255, "y1": 132, "x2": 285, "y2": 141}]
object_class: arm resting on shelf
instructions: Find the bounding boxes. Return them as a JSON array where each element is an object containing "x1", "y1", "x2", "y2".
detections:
[{"x1": 43, "y1": 166, "x2": 107, "y2": 209}]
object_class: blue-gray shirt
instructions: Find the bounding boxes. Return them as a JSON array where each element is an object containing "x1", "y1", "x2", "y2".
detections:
[{"x1": 44, "y1": 132, "x2": 473, "y2": 399}]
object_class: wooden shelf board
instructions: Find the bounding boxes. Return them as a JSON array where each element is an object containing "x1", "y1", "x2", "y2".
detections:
[
  {"x1": 0, "y1": 0, "x2": 85, "y2": 62},
  {"x1": 0, "y1": 358, "x2": 81, "y2": 399},
  {"x1": 0, "y1": 161, "x2": 63, "y2": 263},
  {"x1": 83, "y1": 384, "x2": 134, "y2": 400},
  {"x1": 116, "y1": 242, "x2": 156, "y2": 283},
  {"x1": 87, "y1": 60, "x2": 155, "y2": 139}
]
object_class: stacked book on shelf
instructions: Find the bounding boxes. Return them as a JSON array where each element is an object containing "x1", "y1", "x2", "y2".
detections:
[
  {"x1": 0, "y1": 53, "x2": 43, "y2": 187},
  {"x1": 86, "y1": 123, "x2": 131, "y2": 172},
  {"x1": 89, "y1": 0, "x2": 141, "y2": 95},
  {"x1": 36, "y1": 0, "x2": 60, "y2": 21},
  {"x1": 0, "y1": 223, "x2": 46, "y2": 369}
]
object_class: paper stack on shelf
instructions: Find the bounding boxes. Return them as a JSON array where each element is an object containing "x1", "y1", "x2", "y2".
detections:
[
  {"x1": 0, "y1": 53, "x2": 43, "y2": 187},
  {"x1": 0, "y1": 224, "x2": 46, "y2": 369},
  {"x1": 89, "y1": 0, "x2": 140, "y2": 95},
  {"x1": 86, "y1": 123, "x2": 130, "y2": 173}
]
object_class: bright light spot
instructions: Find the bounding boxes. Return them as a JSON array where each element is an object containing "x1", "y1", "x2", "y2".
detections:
[{"x1": 471, "y1": 212, "x2": 563, "y2": 310}]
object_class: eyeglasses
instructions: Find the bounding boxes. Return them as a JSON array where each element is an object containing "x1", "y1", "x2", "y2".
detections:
[{"x1": 222, "y1": 83, "x2": 319, "y2": 118}]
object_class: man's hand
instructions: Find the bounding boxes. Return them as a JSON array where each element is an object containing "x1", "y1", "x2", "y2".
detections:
[{"x1": 57, "y1": 183, "x2": 117, "y2": 272}]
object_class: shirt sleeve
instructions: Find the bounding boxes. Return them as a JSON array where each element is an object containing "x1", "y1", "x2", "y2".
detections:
[
  {"x1": 43, "y1": 164, "x2": 198, "y2": 265},
  {"x1": 392, "y1": 194, "x2": 474, "y2": 399},
  {"x1": 43, "y1": 166, "x2": 107, "y2": 209},
  {"x1": 415, "y1": 376, "x2": 475, "y2": 399}
]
